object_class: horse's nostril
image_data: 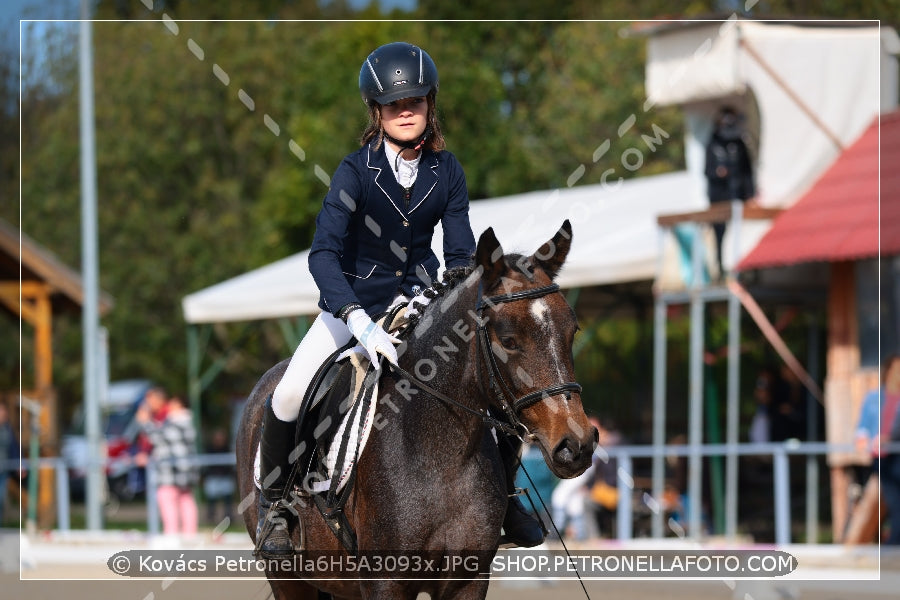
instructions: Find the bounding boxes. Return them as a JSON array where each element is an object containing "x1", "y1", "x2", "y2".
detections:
[
  {"x1": 553, "y1": 437, "x2": 579, "y2": 465},
  {"x1": 593, "y1": 427, "x2": 600, "y2": 447}
]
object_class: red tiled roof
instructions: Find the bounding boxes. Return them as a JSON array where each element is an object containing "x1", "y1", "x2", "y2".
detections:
[{"x1": 738, "y1": 110, "x2": 900, "y2": 271}]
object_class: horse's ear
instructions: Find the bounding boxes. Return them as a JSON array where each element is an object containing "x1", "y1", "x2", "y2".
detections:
[
  {"x1": 475, "y1": 226, "x2": 506, "y2": 285},
  {"x1": 532, "y1": 220, "x2": 573, "y2": 280}
]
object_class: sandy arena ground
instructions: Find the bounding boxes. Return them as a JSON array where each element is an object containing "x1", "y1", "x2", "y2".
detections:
[{"x1": 2, "y1": 529, "x2": 899, "y2": 600}]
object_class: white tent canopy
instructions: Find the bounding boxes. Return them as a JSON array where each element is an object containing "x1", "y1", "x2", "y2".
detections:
[
  {"x1": 183, "y1": 170, "x2": 760, "y2": 324},
  {"x1": 184, "y1": 20, "x2": 897, "y2": 326}
]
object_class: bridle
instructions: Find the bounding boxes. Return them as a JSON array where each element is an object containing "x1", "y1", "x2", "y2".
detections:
[
  {"x1": 389, "y1": 278, "x2": 582, "y2": 440},
  {"x1": 474, "y1": 281, "x2": 583, "y2": 438},
  {"x1": 385, "y1": 276, "x2": 592, "y2": 597}
]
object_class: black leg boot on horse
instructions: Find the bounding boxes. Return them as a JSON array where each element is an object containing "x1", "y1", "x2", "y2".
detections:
[
  {"x1": 498, "y1": 437, "x2": 546, "y2": 548},
  {"x1": 256, "y1": 395, "x2": 298, "y2": 559}
]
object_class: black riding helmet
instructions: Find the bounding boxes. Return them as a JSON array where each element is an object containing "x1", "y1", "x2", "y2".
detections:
[{"x1": 359, "y1": 42, "x2": 439, "y2": 106}]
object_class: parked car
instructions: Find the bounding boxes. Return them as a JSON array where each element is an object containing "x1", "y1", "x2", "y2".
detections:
[{"x1": 61, "y1": 379, "x2": 153, "y2": 501}]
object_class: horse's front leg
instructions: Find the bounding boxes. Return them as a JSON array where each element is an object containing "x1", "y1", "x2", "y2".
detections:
[
  {"x1": 267, "y1": 577, "x2": 325, "y2": 600},
  {"x1": 358, "y1": 580, "x2": 419, "y2": 600},
  {"x1": 430, "y1": 579, "x2": 491, "y2": 600},
  {"x1": 359, "y1": 578, "x2": 490, "y2": 600}
]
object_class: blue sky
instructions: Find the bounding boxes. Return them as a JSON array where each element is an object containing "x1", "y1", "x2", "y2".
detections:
[
  {"x1": 1, "y1": 0, "x2": 44, "y2": 22},
  {"x1": 1, "y1": 0, "x2": 418, "y2": 51},
  {"x1": 1, "y1": 0, "x2": 417, "y2": 26},
  {"x1": 1, "y1": 0, "x2": 79, "y2": 24},
  {"x1": 349, "y1": 0, "x2": 416, "y2": 10},
  {"x1": 2, "y1": 0, "x2": 78, "y2": 55},
  {"x1": 3, "y1": 0, "x2": 416, "y2": 86}
]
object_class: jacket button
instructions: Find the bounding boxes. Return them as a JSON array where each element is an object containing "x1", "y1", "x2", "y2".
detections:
[
  {"x1": 395, "y1": 270, "x2": 402, "y2": 277},
  {"x1": 402, "y1": 220, "x2": 409, "y2": 227}
]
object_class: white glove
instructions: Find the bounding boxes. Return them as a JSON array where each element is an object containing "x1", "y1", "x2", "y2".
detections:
[{"x1": 345, "y1": 309, "x2": 400, "y2": 369}]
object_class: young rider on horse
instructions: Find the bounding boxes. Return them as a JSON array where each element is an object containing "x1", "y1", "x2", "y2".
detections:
[{"x1": 256, "y1": 41, "x2": 545, "y2": 559}]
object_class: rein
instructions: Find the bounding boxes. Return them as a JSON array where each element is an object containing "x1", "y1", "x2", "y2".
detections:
[
  {"x1": 387, "y1": 363, "x2": 521, "y2": 437},
  {"x1": 391, "y1": 280, "x2": 582, "y2": 440},
  {"x1": 390, "y1": 279, "x2": 591, "y2": 600}
]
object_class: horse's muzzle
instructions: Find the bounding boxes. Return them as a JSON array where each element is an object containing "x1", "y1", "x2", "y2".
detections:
[{"x1": 550, "y1": 428, "x2": 597, "y2": 478}]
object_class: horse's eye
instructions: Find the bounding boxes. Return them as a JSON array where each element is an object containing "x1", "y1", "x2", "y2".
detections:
[{"x1": 500, "y1": 336, "x2": 519, "y2": 351}]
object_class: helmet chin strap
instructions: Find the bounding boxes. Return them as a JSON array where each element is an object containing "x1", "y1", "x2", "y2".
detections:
[{"x1": 383, "y1": 126, "x2": 431, "y2": 169}]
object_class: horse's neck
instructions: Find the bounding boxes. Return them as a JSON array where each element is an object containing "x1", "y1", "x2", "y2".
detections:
[
  {"x1": 389, "y1": 286, "x2": 486, "y2": 454},
  {"x1": 405, "y1": 283, "x2": 481, "y2": 394}
]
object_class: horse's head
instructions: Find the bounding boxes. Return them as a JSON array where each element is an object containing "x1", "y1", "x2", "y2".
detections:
[{"x1": 474, "y1": 220, "x2": 597, "y2": 479}]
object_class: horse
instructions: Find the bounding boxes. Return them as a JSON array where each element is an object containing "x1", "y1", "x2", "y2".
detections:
[{"x1": 236, "y1": 220, "x2": 597, "y2": 600}]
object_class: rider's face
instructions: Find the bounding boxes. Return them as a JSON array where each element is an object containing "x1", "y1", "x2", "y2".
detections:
[{"x1": 380, "y1": 96, "x2": 428, "y2": 147}]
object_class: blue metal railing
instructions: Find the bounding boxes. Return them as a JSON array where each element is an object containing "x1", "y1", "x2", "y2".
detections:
[{"x1": 6, "y1": 441, "x2": 899, "y2": 543}]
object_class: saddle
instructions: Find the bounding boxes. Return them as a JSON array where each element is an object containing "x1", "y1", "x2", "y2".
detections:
[{"x1": 289, "y1": 304, "x2": 411, "y2": 553}]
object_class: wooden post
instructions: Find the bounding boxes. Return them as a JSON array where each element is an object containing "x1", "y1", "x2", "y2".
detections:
[
  {"x1": 844, "y1": 474, "x2": 886, "y2": 544},
  {"x1": 1, "y1": 281, "x2": 58, "y2": 528},
  {"x1": 825, "y1": 261, "x2": 859, "y2": 542}
]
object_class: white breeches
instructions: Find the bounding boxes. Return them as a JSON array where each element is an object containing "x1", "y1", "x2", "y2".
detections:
[
  {"x1": 270, "y1": 294, "x2": 408, "y2": 423},
  {"x1": 271, "y1": 312, "x2": 352, "y2": 422}
]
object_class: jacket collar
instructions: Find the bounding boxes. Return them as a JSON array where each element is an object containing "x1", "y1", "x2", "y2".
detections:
[{"x1": 367, "y1": 142, "x2": 439, "y2": 217}]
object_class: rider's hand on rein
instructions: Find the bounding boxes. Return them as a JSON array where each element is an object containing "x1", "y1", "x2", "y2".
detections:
[{"x1": 345, "y1": 309, "x2": 401, "y2": 369}]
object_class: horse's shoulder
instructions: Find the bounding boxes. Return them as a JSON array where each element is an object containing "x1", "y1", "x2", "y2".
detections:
[{"x1": 263, "y1": 358, "x2": 291, "y2": 384}]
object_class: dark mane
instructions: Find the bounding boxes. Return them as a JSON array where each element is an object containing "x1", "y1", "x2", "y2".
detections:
[
  {"x1": 405, "y1": 265, "x2": 475, "y2": 327},
  {"x1": 405, "y1": 250, "x2": 546, "y2": 328}
]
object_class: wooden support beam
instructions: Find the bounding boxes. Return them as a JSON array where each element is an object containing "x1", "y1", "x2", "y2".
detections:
[
  {"x1": 3, "y1": 280, "x2": 58, "y2": 529},
  {"x1": 0, "y1": 282, "x2": 22, "y2": 315},
  {"x1": 657, "y1": 204, "x2": 782, "y2": 228},
  {"x1": 31, "y1": 292, "x2": 53, "y2": 391},
  {"x1": 2, "y1": 281, "x2": 55, "y2": 392},
  {"x1": 0, "y1": 281, "x2": 52, "y2": 321},
  {"x1": 739, "y1": 37, "x2": 845, "y2": 152},
  {"x1": 825, "y1": 261, "x2": 860, "y2": 542},
  {"x1": 727, "y1": 279, "x2": 823, "y2": 402}
]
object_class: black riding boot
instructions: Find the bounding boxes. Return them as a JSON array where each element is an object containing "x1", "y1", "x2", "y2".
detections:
[
  {"x1": 498, "y1": 438, "x2": 546, "y2": 548},
  {"x1": 256, "y1": 396, "x2": 298, "y2": 559}
]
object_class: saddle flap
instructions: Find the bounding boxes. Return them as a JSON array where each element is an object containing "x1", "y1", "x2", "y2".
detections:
[
  {"x1": 311, "y1": 358, "x2": 352, "y2": 411},
  {"x1": 312, "y1": 360, "x2": 357, "y2": 452}
]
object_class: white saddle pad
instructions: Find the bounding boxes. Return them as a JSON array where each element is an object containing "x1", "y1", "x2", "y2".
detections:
[{"x1": 254, "y1": 347, "x2": 379, "y2": 495}]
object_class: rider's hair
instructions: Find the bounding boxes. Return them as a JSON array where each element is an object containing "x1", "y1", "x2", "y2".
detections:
[{"x1": 359, "y1": 91, "x2": 446, "y2": 152}]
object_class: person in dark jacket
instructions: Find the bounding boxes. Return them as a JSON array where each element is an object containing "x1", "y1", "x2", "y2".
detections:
[
  {"x1": 705, "y1": 106, "x2": 756, "y2": 279},
  {"x1": 256, "y1": 42, "x2": 544, "y2": 559}
]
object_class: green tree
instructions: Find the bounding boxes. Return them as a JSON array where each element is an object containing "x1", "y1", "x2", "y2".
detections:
[{"x1": 11, "y1": 0, "x2": 888, "y2": 436}]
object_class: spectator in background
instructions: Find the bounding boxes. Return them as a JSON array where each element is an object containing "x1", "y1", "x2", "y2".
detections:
[
  {"x1": 202, "y1": 428, "x2": 235, "y2": 526},
  {"x1": 550, "y1": 416, "x2": 612, "y2": 542},
  {"x1": 704, "y1": 106, "x2": 756, "y2": 279},
  {"x1": 665, "y1": 434, "x2": 689, "y2": 528},
  {"x1": 855, "y1": 355, "x2": 900, "y2": 544},
  {"x1": 137, "y1": 391, "x2": 199, "y2": 538},
  {"x1": 0, "y1": 402, "x2": 20, "y2": 525},
  {"x1": 664, "y1": 433, "x2": 712, "y2": 536},
  {"x1": 751, "y1": 364, "x2": 804, "y2": 443},
  {"x1": 551, "y1": 459, "x2": 595, "y2": 542},
  {"x1": 589, "y1": 417, "x2": 622, "y2": 538},
  {"x1": 141, "y1": 386, "x2": 169, "y2": 424},
  {"x1": 769, "y1": 365, "x2": 804, "y2": 442},
  {"x1": 749, "y1": 368, "x2": 775, "y2": 444}
]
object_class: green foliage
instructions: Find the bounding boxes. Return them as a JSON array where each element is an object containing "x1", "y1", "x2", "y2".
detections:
[
  {"x1": 5, "y1": 0, "x2": 880, "y2": 433},
  {"x1": 754, "y1": 0, "x2": 900, "y2": 26}
]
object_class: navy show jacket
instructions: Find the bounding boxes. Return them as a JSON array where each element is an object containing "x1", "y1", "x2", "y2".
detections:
[{"x1": 308, "y1": 142, "x2": 476, "y2": 317}]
